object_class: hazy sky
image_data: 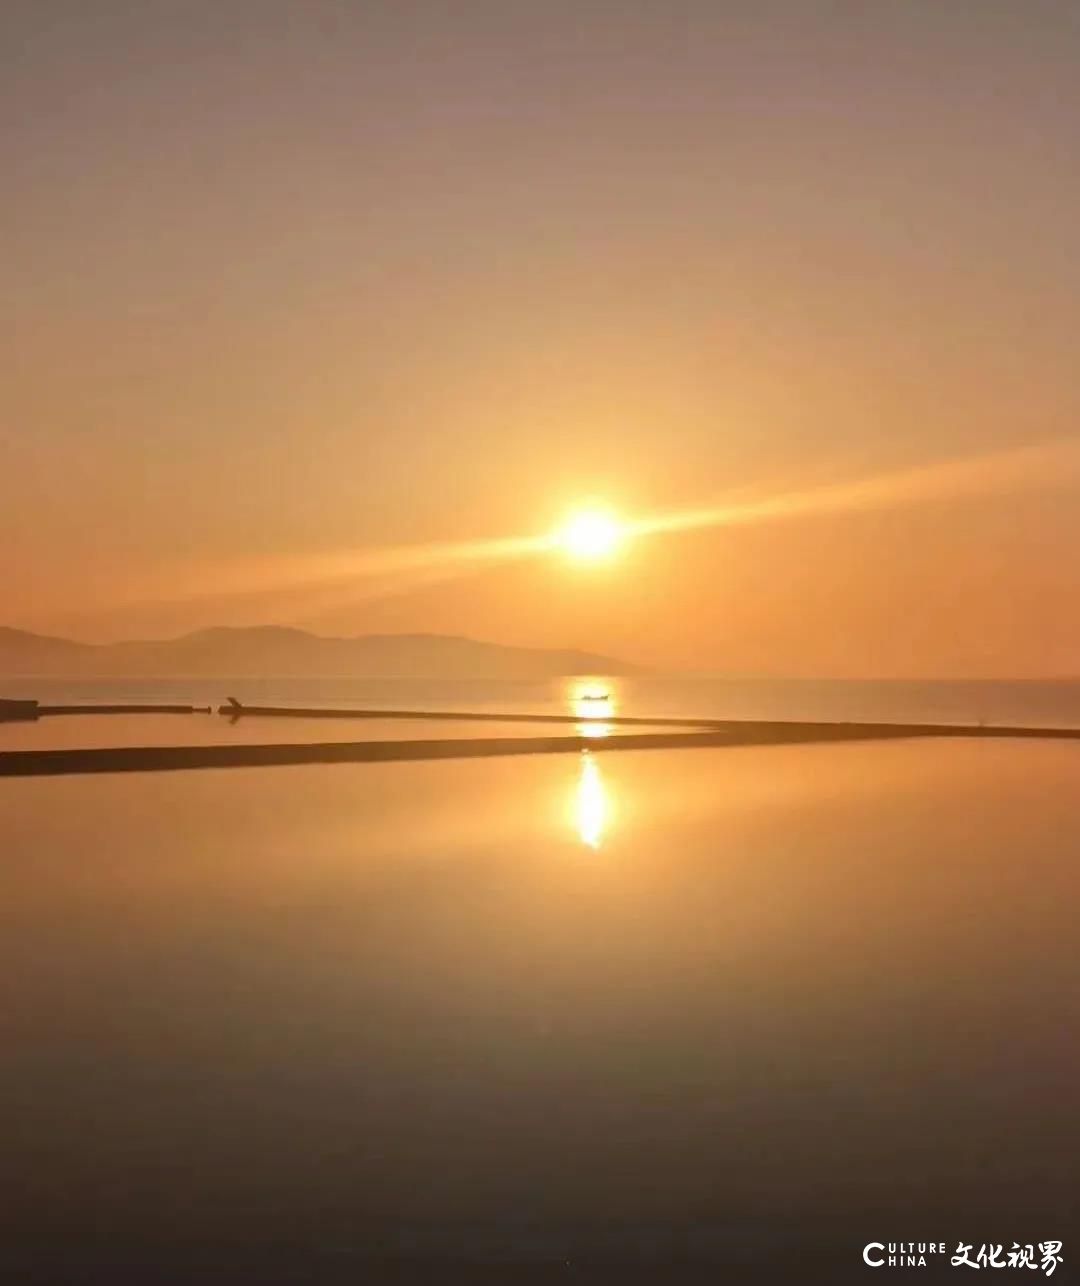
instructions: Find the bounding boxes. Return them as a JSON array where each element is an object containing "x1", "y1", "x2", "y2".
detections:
[{"x1": 5, "y1": 0, "x2": 1080, "y2": 675}]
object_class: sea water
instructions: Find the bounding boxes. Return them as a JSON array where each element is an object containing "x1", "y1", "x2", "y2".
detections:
[{"x1": 1, "y1": 687, "x2": 1077, "y2": 1280}]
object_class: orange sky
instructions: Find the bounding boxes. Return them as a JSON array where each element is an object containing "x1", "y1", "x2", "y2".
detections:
[{"x1": 4, "y1": 1, "x2": 1080, "y2": 676}]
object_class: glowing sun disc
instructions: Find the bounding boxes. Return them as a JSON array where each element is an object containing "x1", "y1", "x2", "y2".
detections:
[{"x1": 557, "y1": 508, "x2": 624, "y2": 561}]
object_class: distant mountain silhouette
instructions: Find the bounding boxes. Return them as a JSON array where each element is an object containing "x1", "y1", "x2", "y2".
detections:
[
  {"x1": 0, "y1": 625, "x2": 636, "y2": 679},
  {"x1": 0, "y1": 626, "x2": 94, "y2": 669}
]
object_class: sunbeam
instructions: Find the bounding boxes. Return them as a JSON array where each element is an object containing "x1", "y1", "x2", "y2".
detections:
[
  {"x1": 629, "y1": 438, "x2": 1080, "y2": 543},
  {"x1": 53, "y1": 438, "x2": 1080, "y2": 634}
]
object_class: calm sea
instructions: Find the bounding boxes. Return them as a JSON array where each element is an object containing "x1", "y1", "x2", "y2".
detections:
[
  {"x1": 2, "y1": 677, "x2": 1077, "y2": 1281},
  {"x1": 2, "y1": 672, "x2": 1080, "y2": 730}
]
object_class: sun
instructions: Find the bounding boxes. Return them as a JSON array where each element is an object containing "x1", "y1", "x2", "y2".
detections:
[{"x1": 556, "y1": 507, "x2": 625, "y2": 562}]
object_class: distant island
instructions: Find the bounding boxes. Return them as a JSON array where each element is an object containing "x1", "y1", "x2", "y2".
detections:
[{"x1": 0, "y1": 626, "x2": 636, "y2": 680}]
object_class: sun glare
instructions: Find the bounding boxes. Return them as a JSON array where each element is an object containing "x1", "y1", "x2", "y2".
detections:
[{"x1": 557, "y1": 508, "x2": 624, "y2": 562}]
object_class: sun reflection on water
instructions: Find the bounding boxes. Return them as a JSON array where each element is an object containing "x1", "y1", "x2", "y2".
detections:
[
  {"x1": 568, "y1": 677, "x2": 617, "y2": 739},
  {"x1": 574, "y1": 751, "x2": 611, "y2": 849},
  {"x1": 563, "y1": 678, "x2": 617, "y2": 847}
]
